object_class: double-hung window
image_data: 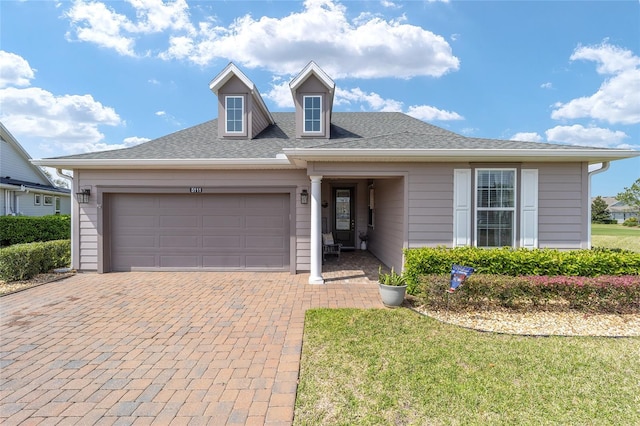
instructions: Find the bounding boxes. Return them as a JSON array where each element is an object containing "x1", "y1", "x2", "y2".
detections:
[
  {"x1": 225, "y1": 96, "x2": 244, "y2": 133},
  {"x1": 475, "y1": 169, "x2": 516, "y2": 247},
  {"x1": 303, "y1": 95, "x2": 321, "y2": 133}
]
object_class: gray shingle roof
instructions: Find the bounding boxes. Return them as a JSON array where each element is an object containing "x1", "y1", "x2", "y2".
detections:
[{"x1": 49, "y1": 111, "x2": 603, "y2": 161}]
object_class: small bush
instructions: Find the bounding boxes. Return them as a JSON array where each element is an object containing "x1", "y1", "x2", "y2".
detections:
[
  {"x1": 414, "y1": 274, "x2": 640, "y2": 314},
  {"x1": 403, "y1": 247, "x2": 640, "y2": 292},
  {"x1": 0, "y1": 240, "x2": 71, "y2": 282},
  {"x1": 0, "y1": 215, "x2": 71, "y2": 247},
  {"x1": 622, "y1": 217, "x2": 638, "y2": 227}
]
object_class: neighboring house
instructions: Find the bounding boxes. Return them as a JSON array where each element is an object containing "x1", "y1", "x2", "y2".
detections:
[
  {"x1": 33, "y1": 62, "x2": 639, "y2": 283},
  {"x1": 1, "y1": 122, "x2": 71, "y2": 217},
  {"x1": 597, "y1": 196, "x2": 639, "y2": 223}
]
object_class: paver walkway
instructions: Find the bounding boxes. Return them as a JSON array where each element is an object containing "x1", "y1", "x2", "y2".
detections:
[{"x1": 0, "y1": 260, "x2": 384, "y2": 425}]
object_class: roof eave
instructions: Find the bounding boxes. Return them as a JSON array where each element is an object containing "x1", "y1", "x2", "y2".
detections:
[
  {"x1": 281, "y1": 148, "x2": 640, "y2": 164},
  {"x1": 31, "y1": 158, "x2": 298, "y2": 170}
]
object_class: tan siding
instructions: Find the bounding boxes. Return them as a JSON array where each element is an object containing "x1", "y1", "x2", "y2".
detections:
[{"x1": 76, "y1": 169, "x2": 309, "y2": 272}]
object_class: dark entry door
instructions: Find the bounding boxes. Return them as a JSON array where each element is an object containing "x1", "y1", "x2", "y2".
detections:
[{"x1": 333, "y1": 187, "x2": 355, "y2": 248}]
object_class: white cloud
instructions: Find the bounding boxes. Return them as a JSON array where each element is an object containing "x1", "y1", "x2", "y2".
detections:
[
  {"x1": 0, "y1": 51, "x2": 129, "y2": 156},
  {"x1": 155, "y1": 111, "x2": 166, "y2": 116},
  {"x1": 64, "y1": 1, "x2": 137, "y2": 56},
  {"x1": 540, "y1": 82, "x2": 552, "y2": 89},
  {"x1": 551, "y1": 43, "x2": 640, "y2": 125},
  {"x1": 335, "y1": 87, "x2": 403, "y2": 112},
  {"x1": 264, "y1": 81, "x2": 295, "y2": 109},
  {"x1": 511, "y1": 132, "x2": 543, "y2": 143},
  {"x1": 406, "y1": 105, "x2": 463, "y2": 121},
  {"x1": 380, "y1": 0, "x2": 401, "y2": 8},
  {"x1": 64, "y1": 0, "x2": 195, "y2": 57},
  {"x1": 54, "y1": 136, "x2": 148, "y2": 155},
  {"x1": 0, "y1": 51, "x2": 35, "y2": 88},
  {"x1": 545, "y1": 124, "x2": 630, "y2": 148},
  {"x1": 64, "y1": 0, "x2": 459, "y2": 79},
  {"x1": 571, "y1": 42, "x2": 640, "y2": 74}
]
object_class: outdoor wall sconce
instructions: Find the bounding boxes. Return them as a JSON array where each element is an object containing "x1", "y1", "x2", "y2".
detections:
[
  {"x1": 300, "y1": 189, "x2": 309, "y2": 205},
  {"x1": 76, "y1": 188, "x2": 91, "y2": 204},
  {"x1": 322, "y1": 201, "x2": 328, "y2": 208}
]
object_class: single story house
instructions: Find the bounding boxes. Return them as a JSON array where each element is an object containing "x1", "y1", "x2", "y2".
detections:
[
  {"x1": 33, "y1": 62, "x2": 639, "y2": 283},
  {"x1": 1, "y1": 122, "x2": 71, "y2": 217},
  {"x1": 597, "y1": 196, "x2": 639, "y2": 223}
]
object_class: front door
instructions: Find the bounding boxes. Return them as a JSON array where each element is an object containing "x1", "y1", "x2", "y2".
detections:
[{"x1": 333, "y1": 187, "x2": 355, "y2": 249}]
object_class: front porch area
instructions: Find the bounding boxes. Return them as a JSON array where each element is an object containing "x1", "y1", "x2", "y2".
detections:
[{"x1": 321, "y1": 249, "x2": 390, "y2": 284}]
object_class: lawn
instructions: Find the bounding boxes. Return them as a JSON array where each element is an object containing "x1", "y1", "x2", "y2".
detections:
[
  {"x1": 591, "y1": 223, "x2": 640, "y2": 252},
  {"x1": 295, "y1": 308, "x2": 640, "y2": 425}
]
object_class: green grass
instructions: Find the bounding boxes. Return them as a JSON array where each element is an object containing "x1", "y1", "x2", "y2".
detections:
[
  {"x1": 591, "y1": 223, "x2": 640, "y2": 252},
  {"x1": 295, "y1": 308, "x2": 640, "y2": 425}
]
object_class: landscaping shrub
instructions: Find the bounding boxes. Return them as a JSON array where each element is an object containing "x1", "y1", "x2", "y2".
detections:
[
  {"x1": 413, "y1": 274, "x2": 640, "y2": 314},
  {"x1": 0, "y1": 240, "x2": 71, "y2": 282},
  {"x1": 0, "y1": 215, "x2": 71, "y2": 247},
  {"x1": 623, "y1": 217, "x2": 638, "y2": 227},
  {"x1": 403, "y1": 247, "x2": 640, "y2": 292}
]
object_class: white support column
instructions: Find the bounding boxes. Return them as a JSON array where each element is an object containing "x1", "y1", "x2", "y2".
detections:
[{"x1": 308, "y1": 175, "x2": 324, "y2": 284}]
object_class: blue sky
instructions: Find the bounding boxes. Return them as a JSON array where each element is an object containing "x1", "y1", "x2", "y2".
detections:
[{"x1": 1, "y1": 0, "x2": 638, "y2": 196}]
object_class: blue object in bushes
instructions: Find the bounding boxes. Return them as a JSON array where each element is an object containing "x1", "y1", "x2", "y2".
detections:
[{"x1": 449, "y1": 264, "x2": 475, "y2": 293}]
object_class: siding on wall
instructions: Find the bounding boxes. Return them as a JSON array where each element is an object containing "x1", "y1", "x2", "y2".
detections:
[
  {"x1": 74, "y1": 161, "x2": 591, "y2": 272},
  {"x1": 75, "y1": 169, "x2": 309, "y2": 272},
  {"x1": 407, "y1": 164, "x2": 463, "y2": 247},
  {"x1": 1, "y1": 140, "x2": 50, "y2": 184},
  {"x1": 369, "y1": 177, "x2": 405, "y2": 271},
  {"x1": 534, "y1": 162, "x2": 587, "y2": 249}
]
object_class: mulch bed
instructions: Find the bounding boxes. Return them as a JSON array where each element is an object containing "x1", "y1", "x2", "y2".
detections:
[
  {"x1": 0, "y1": 272, "x2": 76, "y2": 296},
  {"x1": 405, "y1": 296, "x2": 640, "y2": 337}
]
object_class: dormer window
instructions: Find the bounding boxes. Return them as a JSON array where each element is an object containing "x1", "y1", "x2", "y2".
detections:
[
  {"x1": 225, "y1": 96, "x2": 244, "y2": 133},
  {"x1": 303, "y1": 96, "x2": 322, "y2": 133}
]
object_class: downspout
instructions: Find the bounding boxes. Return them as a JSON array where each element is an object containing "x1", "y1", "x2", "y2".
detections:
[
  {"x1": 56, "y1": 169, "x2": 76, "y2": 270},
  {"x1": 587, "y1": 162, "x2": 610, "y2": 249}
]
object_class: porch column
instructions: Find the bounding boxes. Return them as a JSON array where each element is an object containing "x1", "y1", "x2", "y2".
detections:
[{"x1": 308, "y1": 175, "x2": 324, "y2": 284}]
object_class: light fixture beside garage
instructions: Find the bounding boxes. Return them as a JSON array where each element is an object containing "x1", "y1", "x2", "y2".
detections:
[
  {"x1": 76, "y1": 187, "x2": 91, "y2": 204},
  {"x1": 300, "y1": 189, "x2": 309, "y2": 205}
]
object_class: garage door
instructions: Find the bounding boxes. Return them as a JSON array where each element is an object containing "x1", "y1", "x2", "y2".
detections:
[{"x1": 109, "y1": 193, "x2": 290, "y2": 271}]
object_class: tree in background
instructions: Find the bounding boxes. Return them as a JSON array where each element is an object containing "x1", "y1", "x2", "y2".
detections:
[
  {"x1": 616, "y1": 178, "x2": 640, "y2": 213},
  {"x1": 591, "y1": 196, "x2": 612, "y2": 224},
  {"x1": 40, "y1": 168, "x2": 70, "y2": 189}
]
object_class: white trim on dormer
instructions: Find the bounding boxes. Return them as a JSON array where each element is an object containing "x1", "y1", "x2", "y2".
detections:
[
  {"x1": 290, "y1": 61, "x2": 335, "y2": 93},
  {"x1": 209, "y1": 62, "x2": 274, "y2": 125},
  {"x1": 303, "y1": 95, "x2": 323, "y2": 134},
  {"x1": 225, "y1": 95, "x2": 245, "y2": 134}
]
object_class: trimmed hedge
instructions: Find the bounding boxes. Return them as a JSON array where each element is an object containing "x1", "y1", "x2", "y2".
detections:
[
  {"x1": 0, "y1": 240, "x2": 71, "y2": 282},
  {"x1": 0, "y1": 215, "x2": 71, "y2": 247},
  {"x1": 414, "y1": 274, "x2": 640, "y2": 314},
  {"x1": 404, "y1": 247, "x2": 640, "y2": 293}
]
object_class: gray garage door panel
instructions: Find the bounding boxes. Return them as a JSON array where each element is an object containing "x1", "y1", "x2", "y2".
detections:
[{"x1": 110, "y1": 193, "x2": 290, "y2": 271}]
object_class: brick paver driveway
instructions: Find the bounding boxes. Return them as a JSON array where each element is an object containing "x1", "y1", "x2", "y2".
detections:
[{"x1": 1, "y1": 271, "x2": 383, "y2": 425}]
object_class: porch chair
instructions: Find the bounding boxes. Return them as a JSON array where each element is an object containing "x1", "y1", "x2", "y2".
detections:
[{"x1": 322, "y1": 232, "x2": 342, "y2": 262}]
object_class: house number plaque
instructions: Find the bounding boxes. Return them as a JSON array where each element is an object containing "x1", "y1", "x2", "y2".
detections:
[{"x1": 190, "y1": 187, "x2": 203, "y2": 193}]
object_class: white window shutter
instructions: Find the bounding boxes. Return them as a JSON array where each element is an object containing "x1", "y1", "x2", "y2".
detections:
[
  {"x1": 520, "y1": 169, "x2": 538, "y2": 248},
  {"x1": 453, "y1": 169, "x2": 472, "y2": 247}
]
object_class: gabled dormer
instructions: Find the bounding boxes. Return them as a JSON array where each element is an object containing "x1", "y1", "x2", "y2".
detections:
[
  {"x1": 289, "y1": 61, "x2": 335, "y2": 139},
  {"x1": 209, "y1": 63, "x2": 274, "y2": 139}
]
